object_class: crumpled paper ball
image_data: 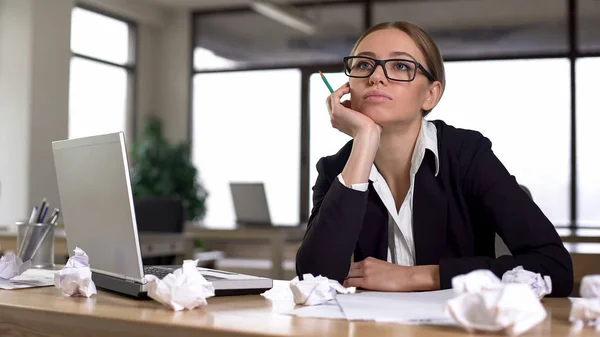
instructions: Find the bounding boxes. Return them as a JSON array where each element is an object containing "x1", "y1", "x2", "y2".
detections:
[
  {"x1": 290, "y1": 274, "x2": 355, "y2": 306},
  {"x1": 580, "y1": 275, "x2": 600, "y2": 299},
  {"x1": 0, "y1": 252, "x2": 31, "y2": 279},
  {"x1": 452, "y1": 269, "x2": 502, "y2": 295},
  {"x1": 570, "y1": 298, "x2": 600, "y2": 330},
  {"x1": 446, "y1": 270, "x2": 547, "y2": 336},
  {"x1": 54, "y1": 247, "x2": 97, "y2": 297},
  {"x1": 502, "y1": 266, "x2": 552, "y2": 299},
  {"x1": 569, "y1": 275, "x2": 600, "y2": 330},
  {"x1": 145, "y1": 260, "x2": 215, "y2": 311}
]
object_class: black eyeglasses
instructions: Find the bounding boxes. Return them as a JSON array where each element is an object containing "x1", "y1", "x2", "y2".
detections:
[{"x1": 343, "y1": 56, "x2": 435, "y2": 82}]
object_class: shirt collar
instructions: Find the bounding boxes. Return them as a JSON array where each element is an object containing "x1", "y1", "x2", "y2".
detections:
[
  {"x1": 423, "y1": 119, "x2": 440, "y2": 177},
  {"x1": 368, "y1": 119, "x2": 440, "y2": 182}
]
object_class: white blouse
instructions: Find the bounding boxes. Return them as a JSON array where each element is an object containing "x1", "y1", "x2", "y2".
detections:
[{"x1": 337, "y1": 119, "x2": 439, "y2": 266}]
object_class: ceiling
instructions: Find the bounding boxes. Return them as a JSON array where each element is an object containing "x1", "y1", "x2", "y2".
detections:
[
  {"x1": 137, "y1": 0, "x2": 346, "y2": 10},
  {"x1": 187, "y1": 0, "x2": 600, "y2": 69}
]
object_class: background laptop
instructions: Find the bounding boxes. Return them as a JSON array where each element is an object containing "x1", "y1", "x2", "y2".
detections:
[
  {"x1": 229, "y1": 182, "x2": 272, "y2": 226},
  {"x1": 52, "y1": 132, "x2": 273, "y2": 298}
]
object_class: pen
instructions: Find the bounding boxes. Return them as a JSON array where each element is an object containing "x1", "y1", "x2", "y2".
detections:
[
  {"x1": 36, "y1": 198, "x2": 47, "y2": 223},
  {"x1": 319, "y1": 71, "x2": 334, "y2": 94},
  {"x1": 19, "y1": 206, "x2": 38, "y2": 257},
  {"x1": 49, "y1": 209, "x2": 60, "y2": 226},
  {"x1": 30, "y1": 215, "x2": 58, "y2": 260},
  {"x1": 27, "y1": 206, "x2": 38, "y2": 224},
  {"x1": 45, "y1": 208, "x2": 59, "y2": 224},
  {"x1": 39, "y1": 205, "x2": 49, "y2": 223}
]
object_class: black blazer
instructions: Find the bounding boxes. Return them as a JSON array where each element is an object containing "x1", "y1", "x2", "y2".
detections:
[{"x1": 296, "y1": 120, "x2": 573, "y2": 297}]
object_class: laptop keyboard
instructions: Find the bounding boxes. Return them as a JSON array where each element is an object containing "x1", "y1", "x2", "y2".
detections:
[{"x1": 143, "y1": 266, "x2": 224, "y2": 281}]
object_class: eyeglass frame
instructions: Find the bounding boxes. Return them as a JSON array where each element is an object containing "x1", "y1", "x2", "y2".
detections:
[{"x1": 343, "y1": 55, "x2": 436, "y2": 82}]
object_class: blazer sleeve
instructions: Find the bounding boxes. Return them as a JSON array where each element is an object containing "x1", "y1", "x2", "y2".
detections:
[
  {"x1": 295, "y1": 157, "x2": 370, "y2": 283},
  {"x1": 438, "y1": 134, "x2": 574, "y2": 297}
]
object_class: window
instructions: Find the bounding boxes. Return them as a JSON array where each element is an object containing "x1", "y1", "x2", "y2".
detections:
[
  {"x1": 192, "y1": 69, "x2": 301, "y2": 228},
  {"x1": 192, "y1": 2, "x2": 596, "y2": 229},
  {"x1": 578, "y1": 0, "x2": 600, "y2": 53},
  {"x1": 69, "y1": 7, "x2": 136, "y2": 139},
  {"x1": 374, "y1": 0, "x2": 568, "y2": 59},
  {"x1": 193, "y1": 3, "x2": 363, "y2": 71},
  {"x1": 427, "y1": 59, "x2": 571, "y2": 226},
  {"x1": 309, "y1": 71, "x2": 351, "y2": 212},
  {"x1": 576, "y1": 57, "x2": 600, "y2": 227},
  {"x1": 69, "y1": 58, "x2": 128, "y2": 139}
]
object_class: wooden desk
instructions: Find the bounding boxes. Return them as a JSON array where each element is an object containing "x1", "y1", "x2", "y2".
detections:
[
  {"x1": 186, "y1": 225, "x2": 306, "y2": 279},
  {"x1": 0, "y1": 280, "x2": 591, "y2": 337}
]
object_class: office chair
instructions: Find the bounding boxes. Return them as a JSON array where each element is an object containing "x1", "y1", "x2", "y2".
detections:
[{"x1": 134, "y1": 197, "x2": 185, "y2": 265}]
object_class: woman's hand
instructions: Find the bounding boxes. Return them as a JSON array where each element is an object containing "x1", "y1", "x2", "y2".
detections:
[
  {"x1": 327, "y1": 83, "x2": 381, "y2": 138},
  {"x1": 343, "y1": 257, "x2": 440, "y2": 292}
]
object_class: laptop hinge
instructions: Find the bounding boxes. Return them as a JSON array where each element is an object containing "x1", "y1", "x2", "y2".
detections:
[{"x1": 124, "y1": 276, "x2": 137, "y2": 283}]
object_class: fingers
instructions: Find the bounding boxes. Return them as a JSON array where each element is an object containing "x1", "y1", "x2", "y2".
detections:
[
  {"x1": 332, "y1": 82, "x2": 350, "y2": 100},
  {"x1": 326, "y1": 83, "x2": 350, "y2": 111},
  {"x1": 346, "y1": 266, "x2": 363, "y2": 278},
  {"x1": 344, "y1": 277, "x2": 364, "y2": 289},
  {"x1": 345, "y1": 261, "x2": 364, "y2": 279},
  {"x1": 349, "y1": 260, "x2": 364, "y2": 270}
]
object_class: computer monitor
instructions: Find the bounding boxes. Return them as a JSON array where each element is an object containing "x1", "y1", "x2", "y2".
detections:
[{"x1": 229, "y1": 182, "x2": 272, "y2": 226}]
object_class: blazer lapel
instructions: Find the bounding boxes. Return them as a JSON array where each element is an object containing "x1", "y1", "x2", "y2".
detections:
[{"x1": 413, "y1": 152, "x2": 448, "y2": 265}]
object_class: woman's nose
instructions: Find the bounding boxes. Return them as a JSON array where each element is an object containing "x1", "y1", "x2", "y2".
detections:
[{"x1": 369, "y1": 64, "x2": 388, "y2": 85}]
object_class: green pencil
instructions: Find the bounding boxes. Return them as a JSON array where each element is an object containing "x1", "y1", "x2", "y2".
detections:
[{"x1": 319, "y1": 71, "x2": 334, "y2": 93}]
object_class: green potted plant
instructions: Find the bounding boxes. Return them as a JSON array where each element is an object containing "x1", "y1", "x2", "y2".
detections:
[{"x1": 129, "y1": 115, "x2": 208, "y2": 223}]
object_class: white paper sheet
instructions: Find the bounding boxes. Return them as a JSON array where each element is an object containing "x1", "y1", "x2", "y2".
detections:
[
  {"x1": 336, "y1": 289, "x2": 457, "y2": 324},
  {"x1": 0, "y1": 268, "x2": 56, "y2": 290}
]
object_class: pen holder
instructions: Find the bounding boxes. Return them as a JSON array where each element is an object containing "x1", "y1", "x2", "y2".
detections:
[{"x1": 16, "y1": 221, "x2": 55, "y2": 268}]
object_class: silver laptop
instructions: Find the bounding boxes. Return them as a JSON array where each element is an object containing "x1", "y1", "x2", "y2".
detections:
[
  {"x1": 52, "y1": 132, "x2": 273, "y2": 298},
  {"x1": 230, "y1": 182, "x2": 272, "y2": 226}
]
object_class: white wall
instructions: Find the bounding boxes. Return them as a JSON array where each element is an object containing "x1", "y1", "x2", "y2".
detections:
[
  {"x1": 0, "y1": 0, "x2": 73, "y2": 225},
  {"x1": 28, "y1": 0, "x2": 73, "y2": 220},
  {"x1": 0, "y1": 0, "x2": 34, "y2": 225}
]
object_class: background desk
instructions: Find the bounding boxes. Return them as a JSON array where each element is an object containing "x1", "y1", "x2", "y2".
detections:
[
  {"x1": 0, "y1": 227, "x2": 195, "y2": 264},
  {"x1": 0, "y1": 225, "x2": 304, "y2": 279},
  {"x1": 0, "y1": 280, "x2": 592, "y2": 337},
  {"x1": 186, "y1": 225, "x2": 305, "y2": 280}
]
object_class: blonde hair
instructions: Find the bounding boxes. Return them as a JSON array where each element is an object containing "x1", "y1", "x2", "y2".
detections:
[{"x1": 350, "y1": 21, "x2": 445, "y2": 115}]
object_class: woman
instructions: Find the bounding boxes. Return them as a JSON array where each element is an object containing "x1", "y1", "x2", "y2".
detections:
[{"x1": 295, "y1": 21, "x2": 573, "y2": 296}]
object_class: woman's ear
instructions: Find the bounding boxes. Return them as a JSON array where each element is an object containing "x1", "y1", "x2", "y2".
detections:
[{"x1": 422, "y1": 81, "x2": 442, "y2": 112}]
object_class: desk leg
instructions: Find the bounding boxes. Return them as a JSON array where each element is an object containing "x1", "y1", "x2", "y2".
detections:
[{"x1": 270, "y1": 234, "x2": 285, "y2": 280}]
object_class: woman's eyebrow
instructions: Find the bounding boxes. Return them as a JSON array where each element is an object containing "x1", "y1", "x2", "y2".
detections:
[
  {"x1": 356, "y1": 51, "x2": 376, "y2": 57},
  {"x1": 389, "y1": 51, "x2": 416, "y2": 60},
  {"x1": 355, "y1": 51, "x2": 417, "y2": 61}
]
